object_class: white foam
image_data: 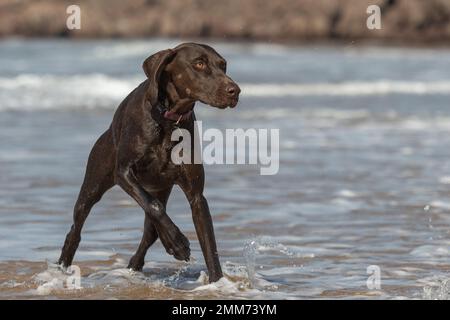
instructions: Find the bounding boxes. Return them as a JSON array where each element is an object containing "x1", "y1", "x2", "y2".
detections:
[
  {"x1": 241, "y1": 80, "x2": 450, "y2": 97},
  {"x1": 0, "y1": 74, "x2": 139, "y2": 110},
  {"x1": 192, "y1": 275, "x2": 244, "y2": 293},
  {"x1": 338, "y1": 189, "x2": 358, "y2": 198},
  {"x1": 28, "y1": 258, "x2": 266, "y2": 296},
  {"x1": 190, "y1": 272, "x2": 271, "y2": 296},
  {"x1": 422, "y1": 277, "x2": 450, "y2": 300},
  {"x1": 410, "y1": 245, "x2": 450, "y2": 258},
  {"x1": 430, "y1": 201, "x2": 450, "y2": 210},
  {"x1": 31, "y1": 262, "x2": 78, "y2": 295}
]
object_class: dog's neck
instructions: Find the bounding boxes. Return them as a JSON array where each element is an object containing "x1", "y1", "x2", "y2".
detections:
[{"x1": 158, "y1": 81, "x2": 195, "y2": 123}]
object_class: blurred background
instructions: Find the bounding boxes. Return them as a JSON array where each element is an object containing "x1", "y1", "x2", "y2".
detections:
[
  {"x1": 1, "y1": 0, "x2": 450, "y2": 300},
  {"x1": 0, "y1": 0, "x2": 450, "y2": 43}
]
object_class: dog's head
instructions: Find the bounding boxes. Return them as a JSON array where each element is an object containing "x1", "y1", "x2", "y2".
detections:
[{"x1": 143, "y1": 43, "x2": 240, "y2": 110}]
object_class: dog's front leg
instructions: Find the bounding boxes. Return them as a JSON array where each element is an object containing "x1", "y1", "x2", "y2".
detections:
[
  {"x1": 179, "y1": 166, "x2": 223, "y2": 283},
  {"x1": 115, "y1": 147, "x2": 190, "y2": 262},
  {"x1": 189, "y1": 194, "x2": 223, "y2": 283}
]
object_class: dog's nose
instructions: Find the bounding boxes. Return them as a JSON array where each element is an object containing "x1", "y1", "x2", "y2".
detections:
[{"x1": 226, "y1": 83, "x2": 240, "y2": 97}]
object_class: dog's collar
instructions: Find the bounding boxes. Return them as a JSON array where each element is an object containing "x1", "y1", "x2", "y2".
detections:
[{"x1": 156, "y1": 101, "x2": 192, "y2": 124}]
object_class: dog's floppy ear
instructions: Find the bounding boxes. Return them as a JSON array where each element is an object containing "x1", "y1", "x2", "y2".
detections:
[{"x1": 142, "y1": 49, "x2": 176, "y2": 106}]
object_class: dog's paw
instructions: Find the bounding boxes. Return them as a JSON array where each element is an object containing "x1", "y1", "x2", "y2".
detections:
[
  {"x1": 127, "y1": 255, "x2": 145, "y2": 271},
  {"x1": 159, "y1": 227, "x2": 191, "y2": 262}
]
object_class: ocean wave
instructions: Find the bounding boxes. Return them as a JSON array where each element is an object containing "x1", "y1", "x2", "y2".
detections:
[
  {"x1": 2, "y1": 74, "x2": 450, "y2": 111},
  {"x1": 242, "y1": 81, "x2": 450, "y2": 96},
  {"x1": 0, "y1": 74, "x2": 139, "y2": 110}
]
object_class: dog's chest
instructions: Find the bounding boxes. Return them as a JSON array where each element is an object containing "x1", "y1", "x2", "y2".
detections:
[{"x1": 134, "y1": 126, "x2": 182, "y2": 190}]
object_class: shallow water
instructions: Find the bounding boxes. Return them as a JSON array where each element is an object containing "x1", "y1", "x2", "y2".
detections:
[{"x1": 1, "y1": 39, "x2": 450, "y2": 299}]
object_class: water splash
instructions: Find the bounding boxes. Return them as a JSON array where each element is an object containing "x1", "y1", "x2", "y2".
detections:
[
  {"x1": 423, "y1": 278, "x2": 450, "y2": 300},
  {"x1": 31, "y1": 261, "x2": 82, "y2": 295},
  {"x1": 163, "y1": 258, "x2": 197, "y2": 287},
  {"x1": 424, "y1": 204, "x2": 434, "y2": 241},
  {"x1": 243, "y1": 236, "x2": 312, "y2": 287}
]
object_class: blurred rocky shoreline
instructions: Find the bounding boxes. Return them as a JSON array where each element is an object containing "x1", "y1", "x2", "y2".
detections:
[{"x1": 1, "y1": 0, "x2": 449, "y2": 44}]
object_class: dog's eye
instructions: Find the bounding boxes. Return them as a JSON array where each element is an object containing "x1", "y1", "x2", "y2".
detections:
[{"x1": 194, "y1": 61, "x2": 206, "y2": 70}]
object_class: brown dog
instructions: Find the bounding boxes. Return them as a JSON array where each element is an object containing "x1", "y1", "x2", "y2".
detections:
[{"x1": 58, "y1": 43, "x2": 240, "y2": 283}]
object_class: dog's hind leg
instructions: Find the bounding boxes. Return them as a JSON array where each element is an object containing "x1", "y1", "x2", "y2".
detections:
[
  {"x1": 58, "y1": 130, "x2": 116, "y2": 268},
  {"x1": 128, "y1": 187, "x2": 172, "y2": 271}
]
